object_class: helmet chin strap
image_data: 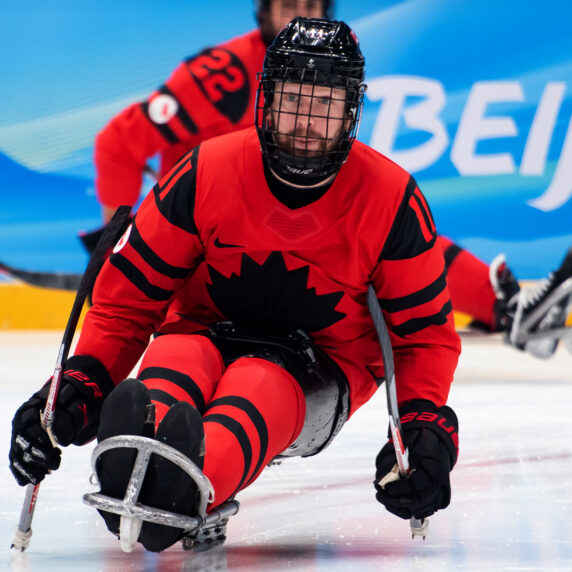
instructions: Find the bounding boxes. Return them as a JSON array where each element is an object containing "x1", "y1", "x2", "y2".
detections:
[
  {"x1": 273, "y1": 148, "x2": 339, "y2": 187},
  {"x1": 271, "y1": 157, "x2": 338, "y2": 188}
]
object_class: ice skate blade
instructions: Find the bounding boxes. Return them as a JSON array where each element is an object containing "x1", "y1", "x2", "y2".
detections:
[
  {"x1": 83, "y1": 435, "x2": 213, "y2": 531},
  {"x1": 181, "y1": 501, "x2": 240, "y2": 552},
  {"x1": 119, "y1": 516, "x2": 142, "y2": 553}
]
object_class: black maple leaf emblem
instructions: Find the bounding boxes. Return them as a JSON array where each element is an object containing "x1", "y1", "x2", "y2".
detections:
[{"x1": 206, "y1": 252, "x2": 345, "y2": 334}]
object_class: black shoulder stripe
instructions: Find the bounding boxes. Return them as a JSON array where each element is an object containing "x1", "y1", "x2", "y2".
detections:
[
  {"x1": 392, "y1": 300, "x2": 453, "y2": 337},
  {"x1": 140, "y1": 100, "x2": 180, "y2": 144},
  {"x1": 411, "y1": 191, "x2": 434, "y2": 237},
  {"x1": 443, "y1": 242, "x2": 462, "y2": 269},
  {"x1": 379, "y1": 176, "x2": 437, "y2": 262},
  {"x1": 130, "y1": 221, "x2": 190, "y2": 280},
  {"x1": 158, "y1": 84, "x2": 199, "y2": 135},
  {"x1": 160, "y1": 149, "x2": 194, "y2": 190},
  {"x1": 140, "y1": 83, "x2": 196, "y2": 141},
  {"x1": 378, "y1": 268, "x2": 448, "y2": 313},
  {"x1": 203, "y1": 413, "x2": 252, "y2": 496},
  {"x1": 138, "y1": 366, "x2": 206, "y2": 413},
  {"x1": 207, "y1": 396, "x2": 268, "y2": 488},
  {"x1": 109, "y1": 253, "x2": 174, "y2": 301},
  {"x1": 153, "y1": 147, "x2": 199, "y2": 234}
]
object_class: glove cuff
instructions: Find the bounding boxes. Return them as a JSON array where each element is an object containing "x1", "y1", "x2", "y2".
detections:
[
  {"x1": 63, "y1": 355, "x2": 115, "y2": 403},
  {"x1": 63, "y1": 355, "x2": 115, "y2": 444},
  {"x1": 399, "y1": 399, "x2": 459, "y2": 468}
]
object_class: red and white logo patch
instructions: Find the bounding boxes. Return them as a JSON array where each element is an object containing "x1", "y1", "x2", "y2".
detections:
[
  {"x1": 148, "y1": 94, "x2": 178, "y2": 124},
  {"x1": 113, "y1": 224, "x2": 132, "y2": 254}
]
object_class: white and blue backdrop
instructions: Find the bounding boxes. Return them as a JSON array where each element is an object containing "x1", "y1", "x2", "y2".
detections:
[{"x1": 1, "y1": 0, "x2": 571, "y2": 279}]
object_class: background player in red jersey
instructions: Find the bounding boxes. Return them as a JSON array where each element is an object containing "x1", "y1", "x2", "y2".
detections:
[
  {"x1": 10, "y1": 18, "x2": 461, "y2": 552},
  {"x1": 94, "y1": 0, "x2": 330, "y2": 225}
]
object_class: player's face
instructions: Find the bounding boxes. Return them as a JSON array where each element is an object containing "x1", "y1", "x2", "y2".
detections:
[
  {"x1": 268, "y1": 0, "x2": 326, "y2": 38},
  {"x1": 270, "y1": 81, "x2": 349, "y2": 158}
]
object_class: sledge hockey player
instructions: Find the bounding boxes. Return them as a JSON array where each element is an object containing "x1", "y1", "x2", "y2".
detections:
[{"x1": 10, "y1": 18, "x2": 462, "y2": 552}]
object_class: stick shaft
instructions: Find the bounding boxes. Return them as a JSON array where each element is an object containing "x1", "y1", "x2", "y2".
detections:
[
  {"x1": 366, "y1": 285, "x2": 410, "y2": 474},
  {"x1": 367, "y1": 285, "x2": 426, "y2": 536},
  {"x1": 12, "y1": 206, "x2": 131, "y2": 549}
]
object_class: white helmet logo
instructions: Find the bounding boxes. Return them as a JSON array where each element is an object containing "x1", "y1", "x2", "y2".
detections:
[{"x1": 148, "y1": 94, "x2": 178, "y2": 125}]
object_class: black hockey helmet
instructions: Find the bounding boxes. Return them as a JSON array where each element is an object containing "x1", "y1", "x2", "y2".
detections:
[
  {"x1": 255, "y1": 17, "x2": 366, "y2": 185},
  {"x1": 255, "y1": 0, "x2": 334, "y2": 45},
  {"x1": 255, "y1": 0, "x2": 334, "y2": 20}
]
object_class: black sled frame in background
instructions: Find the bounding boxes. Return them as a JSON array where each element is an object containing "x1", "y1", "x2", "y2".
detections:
[
  {"x1": 0, "y1": 260, "x2": 82, "y2": 291},
  {"x1": 10, "y1": 205, "x2": 132, "y2": 552}
]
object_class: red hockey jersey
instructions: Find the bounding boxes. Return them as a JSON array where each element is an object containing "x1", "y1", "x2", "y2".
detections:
[
  {"x1": 95, "y1": 29, "x2": 267, "y2": 210},
  {"x1": 78, "y1": 127, "x2": 460, "y2": 415}
]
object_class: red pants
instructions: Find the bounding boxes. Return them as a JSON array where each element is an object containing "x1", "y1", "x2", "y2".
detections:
[{"x1": 136, "y1": 334, "x2": 306, "y2": 508}]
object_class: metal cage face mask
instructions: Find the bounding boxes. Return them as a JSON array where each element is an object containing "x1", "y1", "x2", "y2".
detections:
[
  {"x1": 255, "y1": 17, "x2": 366, "y2": 186},
  {"x1": 256, "y1": 72, "x2": 364, "y2": 185}
]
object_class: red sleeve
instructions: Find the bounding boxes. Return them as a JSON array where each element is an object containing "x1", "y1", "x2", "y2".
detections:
[
  {"x1": 94, "y1": 30, "x2": 264, "y2": 210},
  {"x1": 372, "y1": 176, "x2": 460, "y2": 407},
  {"x1": 77, "y1": 147, "x2": 204, "y2": 383}
]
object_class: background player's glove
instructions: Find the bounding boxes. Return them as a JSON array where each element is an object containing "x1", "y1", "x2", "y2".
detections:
[
  {"x1": 9, "y1": 355, "x2": 115, "y2": 486},
  {"x1": 374, "y1": 399, "x2": 459, "y2": 520}
]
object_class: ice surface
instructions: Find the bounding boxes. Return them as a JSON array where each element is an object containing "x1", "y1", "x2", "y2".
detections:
[{"x1": 1, "y1": 331, "x2": 571, "y2": 571}]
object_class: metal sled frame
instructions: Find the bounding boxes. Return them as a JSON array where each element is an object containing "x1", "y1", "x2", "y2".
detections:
[
  {"x1": 83, "y1": 435, "x2": 239, "y2": 552},
  {"x1": 511, "y1": 277, "x2": 572, "y2": 346}
]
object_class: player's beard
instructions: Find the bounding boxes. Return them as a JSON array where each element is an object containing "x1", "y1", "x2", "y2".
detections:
[{"x1": 274, "y1": 124, "x2": 343, "y2": 159}]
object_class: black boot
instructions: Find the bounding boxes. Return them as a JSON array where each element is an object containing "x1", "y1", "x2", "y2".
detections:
[
  {"x1": 138, "y1": 402, "x2": 205, "y2": 552},
  {"x1": 95, "y1": 378, "x2": 155, "y2": 535},
  {"x1": 512, "y1": 246, "x2": 572, "y2": 358}
]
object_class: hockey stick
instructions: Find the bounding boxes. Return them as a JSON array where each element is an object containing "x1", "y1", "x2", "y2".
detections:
[
  {"x1": 0, "y1": 260, "x2": 82, "y2": 291},
  {"x1": 367, "y1": 285, "x2": 429, "y2": 539},
  {"x1": 10, "y1": 205, "x2": 131, "y2": 552}
]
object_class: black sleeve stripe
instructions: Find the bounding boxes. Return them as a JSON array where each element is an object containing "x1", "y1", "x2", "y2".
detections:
[
  {"x1": 138, "y1": 366, "x2": 206, "y2": 413},
  {"x1": 443, "y1": 242, "x2": 462, "y2": 269},
  {"x1": 203, "y1": 413, "x2": 252, "y2": 496},
  {"x1": 207, "y1": 396, "x2": 268, "y2": 488},
  {"x1": 109, "y1": 253, "x2": 174, "y2": 301},
  {"x1": 157, "y1": 85, "x2": 199, "y2": 136},
  {"x1": 140, "y1": 100, "x2": 180, "y2": 144},
  {"x1": 377, "y1": 268, "x2": 448, "y2": 313},
  {"x1": 130, "y1": 221, "x2": 190, "y2": 280},
  {"x1": 392, "y1": 300, "x2": 453, "y2": 337},
  {"x1": 153, "y1": 147, "x2": 199, "y2": 234},
  {"x1": 148, "y1": 389, "x2": 177, "y2": 408}
]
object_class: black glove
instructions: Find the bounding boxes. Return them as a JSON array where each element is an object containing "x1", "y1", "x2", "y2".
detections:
[
  {"x1": 9, "y1": 355, "x2": 115, "y2": 486},
  {"x1": 374, "y1": 399, "x2": 459, "y2": 520}
]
